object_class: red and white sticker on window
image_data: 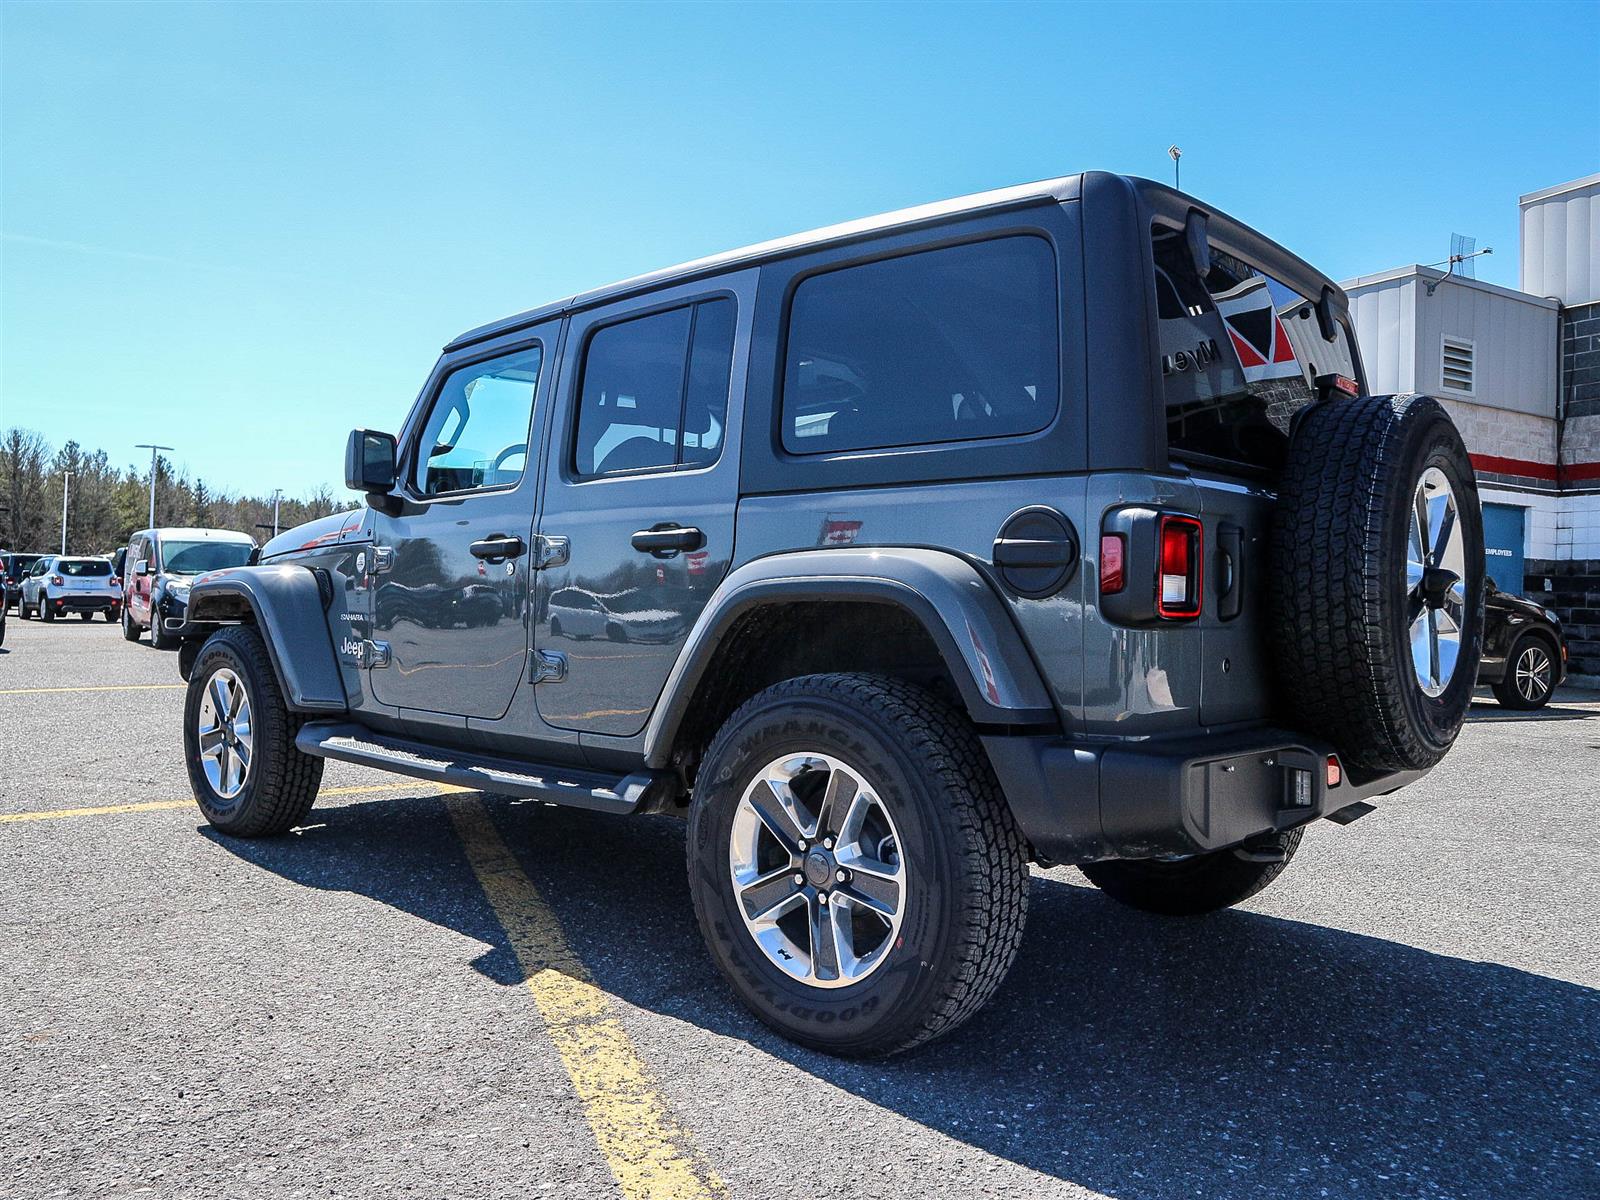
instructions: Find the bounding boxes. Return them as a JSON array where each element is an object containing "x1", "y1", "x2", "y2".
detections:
[{"x1": 1215, "y1": 278, "x2": 1300, "y2": 383}]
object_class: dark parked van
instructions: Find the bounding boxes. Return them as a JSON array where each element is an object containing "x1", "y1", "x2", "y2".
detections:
[{"x1": 173, "y1": 173, "x2": 1484, "y2": 1056}]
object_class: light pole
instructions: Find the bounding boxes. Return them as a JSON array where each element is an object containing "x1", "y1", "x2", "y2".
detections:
[
  {"x1": 60, "y1": 471, "x2": 73, "y2": 554},
  {"x1": 1168, "y1": 145, "x2": 1183, "y2": 190},
  {"x1": 271, "y1": 488, "x2": 283, "y2": 537},
  {"x1": 134, "y1": 444, "x2": 174, "y2": 528}
]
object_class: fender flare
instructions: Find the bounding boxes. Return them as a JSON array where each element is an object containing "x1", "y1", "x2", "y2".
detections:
[
  {"x1": 183, "y1": 564, "x2": 347, "y2": 713},
  {"x1": 643, "y1": 547, "x2": 1057, "y2": 767}
]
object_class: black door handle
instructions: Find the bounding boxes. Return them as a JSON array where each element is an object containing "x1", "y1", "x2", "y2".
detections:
[
  {"x1": 469, "y1": 535, "x2": 526, "y2": 561},
  {"x1": 631, "y1": 525, "x2": 704, "y2": 557}
]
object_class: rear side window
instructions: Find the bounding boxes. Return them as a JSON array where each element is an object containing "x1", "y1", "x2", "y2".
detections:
[
  {"x1": 1152, "y1": 224, "x2": 1358, "y2": 473},
  {"x1": 574, "y1": 298, "x2": 736, "y2": 477},
  {"x1": 59, "y1": 559, "x2": 112, "y2": 576},
  {"x1": 781, "y1": 237, "x2": 1059, "y2": 455}
]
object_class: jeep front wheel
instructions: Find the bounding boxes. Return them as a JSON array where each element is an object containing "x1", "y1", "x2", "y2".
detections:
[
  {"x1": 183, "y1": 625, "x2": 323, "y2": 837},
  {"x1": 687, "y1": 673, "x2": 1028, "y2": 1057}
]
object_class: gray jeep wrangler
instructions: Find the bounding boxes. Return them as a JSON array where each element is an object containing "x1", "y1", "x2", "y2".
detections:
[{"x1": 175, "y1": 173, "x2": 1484, "y2": 1057}]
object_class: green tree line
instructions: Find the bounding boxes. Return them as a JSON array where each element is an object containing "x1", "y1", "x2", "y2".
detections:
[{"x1": 1, "y1": 427, "x2": 345, "y2": 555}]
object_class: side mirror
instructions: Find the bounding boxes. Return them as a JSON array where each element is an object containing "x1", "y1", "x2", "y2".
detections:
[
  {"x1": 345, "y1": 429, "x2": 398, "y2": 495},
  {"x1": 135, "y1": 559, "x2": 152, "y2": 577}
]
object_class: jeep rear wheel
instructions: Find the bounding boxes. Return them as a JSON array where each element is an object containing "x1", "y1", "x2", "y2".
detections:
[
  {"x1": 1269, "y1": 394, "x2": 1485, "y2": 776},
  {"x1": 183, "y1": 625, "x2": 323, "y2": 837},
  {"x1": 1081, "y1": 828, "x2": 1304, "y2": 915},
  {"x1": 687, "y1": 673, "x2": 1028, "y2": 1058}
]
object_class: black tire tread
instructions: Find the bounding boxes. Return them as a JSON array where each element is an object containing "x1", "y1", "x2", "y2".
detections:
[
  {"x1": 695, "y1": 672, "x2": 1029, "y2": 1057},
  {"x1": 1268, "y1": 394, "x2": 1479, "y2": 774},
  {"x1": 188, "y1": 625, "x2": 323, "y2": 837}
]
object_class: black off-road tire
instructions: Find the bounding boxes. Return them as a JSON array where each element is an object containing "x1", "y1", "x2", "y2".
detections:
[
  {"x1": 1491, "y1": 633, "x2": 1557, "y2": 711},
  {"x1": 1081, "y1": 828, "x2": 1304, "y2": 916},
  {"x1": 1269, "y1": 394, "x2": 1484, "y2": 776},
  {"x1": 687, "y1": 673, "x2": 1029, "y2": 1058},
  {"x1": 184, "y1": 625, "x2": 323, "y2": 837}
]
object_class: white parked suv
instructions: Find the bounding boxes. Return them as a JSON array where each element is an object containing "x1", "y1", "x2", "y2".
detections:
[{"x1": 18, "y1": 556, "x2": 123, "y2": 622}]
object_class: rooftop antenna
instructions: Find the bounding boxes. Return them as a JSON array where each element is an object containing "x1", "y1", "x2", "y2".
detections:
[
  {"x1": 1424, "y1": 233, "x2": 1492, "y2": 295},
  {"x1": 1167, "y1": 145, "x2": 1183, "y2": 191}
]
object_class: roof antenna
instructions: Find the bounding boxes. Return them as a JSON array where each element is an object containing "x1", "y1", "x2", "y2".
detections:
[
  {"x1": 1424, "y1": 233, "x2": 1493, "y2": 295},
  {"x1": 1167, "y1": 145, "x2": 1182, "y2": 191}
]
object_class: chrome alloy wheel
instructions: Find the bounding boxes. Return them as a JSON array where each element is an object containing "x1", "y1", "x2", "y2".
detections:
[
  {"x1": 197, "y1": 666, "x2": 254, "y2": 799},
  {"x1": 729, "y1": 753, "x2": 907, "y2": 989},
  {"x1": 1515, "y1": 643, "x2": 1553, "y2": 704},
  {"x1": 1406, "y1": 467, "x2": 1468, "y2": 697}
]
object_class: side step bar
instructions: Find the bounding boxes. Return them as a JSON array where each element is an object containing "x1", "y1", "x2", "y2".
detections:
[{"x1": 295, "y1": 721, "x2": 675, "y2": 816}]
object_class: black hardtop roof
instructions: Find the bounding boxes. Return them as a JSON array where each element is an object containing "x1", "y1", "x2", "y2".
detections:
[{"x1": 444, "y1": 172, "x2": 1346, "y2": 353}]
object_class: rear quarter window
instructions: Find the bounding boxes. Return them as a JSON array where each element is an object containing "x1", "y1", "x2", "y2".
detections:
[
  {"x1": 1151, "y1": 223, "x2": 1358, "y2": 474},
  {"x1": 781, "y1": 236, "x2": 1059, "y2": 455}
]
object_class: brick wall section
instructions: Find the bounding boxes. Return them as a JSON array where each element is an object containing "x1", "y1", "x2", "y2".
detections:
[
  {"x1": 1560, "y1": 302, "x2": 1600, "y2": 471},
  {"x1": 1525, "y1": 557, "x2": 1600, "y2": 687},
  {"x1": 1439, "y1": 397, "x2": 1556, "y2": 465}
]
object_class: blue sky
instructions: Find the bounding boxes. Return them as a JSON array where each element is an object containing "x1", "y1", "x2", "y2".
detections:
[{"x1": 3, "y1": 0, "x2": 1597, "y2": 498}]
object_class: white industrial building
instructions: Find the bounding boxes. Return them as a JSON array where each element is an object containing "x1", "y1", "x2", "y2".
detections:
[{"x1": 1343, "y1": 171, "x2": 1600, "y2": 685}]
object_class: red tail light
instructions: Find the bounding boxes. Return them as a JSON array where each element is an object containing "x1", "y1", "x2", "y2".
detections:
[
  {"x1": 1326, "y1": 755, "x2": 1343, "y2": 787},
  {"x1": 1100, "y1": 534, "x2": 1126, "y2": 595},
  {"x1": 1156, "y1": 515, "x2": 1202, "y2": 619},
  {"x1": 51, "y1": 574, "x2": 65, "y2": 587}
]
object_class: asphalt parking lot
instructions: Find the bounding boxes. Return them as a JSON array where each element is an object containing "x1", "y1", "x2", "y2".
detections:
[{"x1": 3, "y1": 616, "x2": 1598, "y2": 1200}]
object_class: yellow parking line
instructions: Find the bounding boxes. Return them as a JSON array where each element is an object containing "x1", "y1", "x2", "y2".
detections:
[
  {"x1": 447, "y1": 794, "x2": 726, "y2": 1200},
  {"x1": 0, "y1": 781, "x2": 443, "y2": 824},
  {"x1": 0, "y1": 683, "x2": 187, "y2": 696}
]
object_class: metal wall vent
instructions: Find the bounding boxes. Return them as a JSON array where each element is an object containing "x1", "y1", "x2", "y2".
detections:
[{"x1": 1441, "y1": 336, "x2": 1475, "y2": 395}]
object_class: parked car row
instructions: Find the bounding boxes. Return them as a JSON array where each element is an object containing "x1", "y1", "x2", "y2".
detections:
[{"x1": 3, "y1": 527, "x2": 258, "y2": 643}]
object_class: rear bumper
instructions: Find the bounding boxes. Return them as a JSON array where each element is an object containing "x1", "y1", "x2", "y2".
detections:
[
  {"x1": 983, "y1": 726, "x2": 1427, "y2": 864},
  {"x1": 45, "y1": 592, "x2": 121, "y2": 613}
]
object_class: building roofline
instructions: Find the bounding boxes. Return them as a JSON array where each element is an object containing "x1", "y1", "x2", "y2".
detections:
[
  {"x1": 1340, "y1": 264, "x2": 1560, "y2": 309},
  {"x1": 1519, "y1": 173, "x2": 1600, "y2": 207}
]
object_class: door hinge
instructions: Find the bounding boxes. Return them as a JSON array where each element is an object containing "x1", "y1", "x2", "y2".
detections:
[
  {"x1": 535, "y1": 534, "x2": 569, "y2": 570},
  {"x1": 531, "y1": 649, "x2": 567, "y2": 683}
]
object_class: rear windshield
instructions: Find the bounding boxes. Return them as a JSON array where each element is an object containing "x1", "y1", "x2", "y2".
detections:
[
  {"x1": 160, "y1": 540, "x2": 254, "y2": 575},
  {"x1": 1151, "y1": 223, "x2": 1358, "y2": 474},
  {"x1": 60, "y1": 559, "x2": 112, "y2": 576}
]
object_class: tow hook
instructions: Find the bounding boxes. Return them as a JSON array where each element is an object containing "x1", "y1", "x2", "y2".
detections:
[{"x1": 1232, "y1": 834, "x2": 1287, "y2": 864}]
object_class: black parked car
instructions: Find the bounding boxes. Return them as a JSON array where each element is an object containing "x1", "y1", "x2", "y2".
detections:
[
  {"x1": 2, "y1": 552, "x2": 45, "y2": 609},
  {"x1": 1478, "y1": 578, "x2": 1565, "y2": 709}
]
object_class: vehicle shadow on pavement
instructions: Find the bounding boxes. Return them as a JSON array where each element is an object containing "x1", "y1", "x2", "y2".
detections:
[{"x1": 207, "y1": 793, "x2": 1600, "y2": 1200}]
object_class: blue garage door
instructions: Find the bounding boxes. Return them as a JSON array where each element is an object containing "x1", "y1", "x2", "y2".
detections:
[{"x1": 1482, "y1": 503, "x2": 1527, "y2": 595}]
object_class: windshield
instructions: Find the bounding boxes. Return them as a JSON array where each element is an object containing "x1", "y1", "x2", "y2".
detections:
[
  {"x1": 60, "y1": 559, "x2": 112, "y2": 576},
  {"x1": 160, "y1": 540, "x2": 254, "y2": 575}
]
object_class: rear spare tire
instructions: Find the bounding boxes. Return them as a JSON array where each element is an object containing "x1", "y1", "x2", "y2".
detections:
[{"x1": 1269, "y1": 394, "x2": 1484, "y2": 776}]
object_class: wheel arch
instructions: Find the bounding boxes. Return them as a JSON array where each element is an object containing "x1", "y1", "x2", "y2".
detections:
[
  {"x1": 184, "y1": 565, "x2": 348, "y2": 713},
  {"x1": 643, "y1": 547, "x2": 1058, "y2": 771}
]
